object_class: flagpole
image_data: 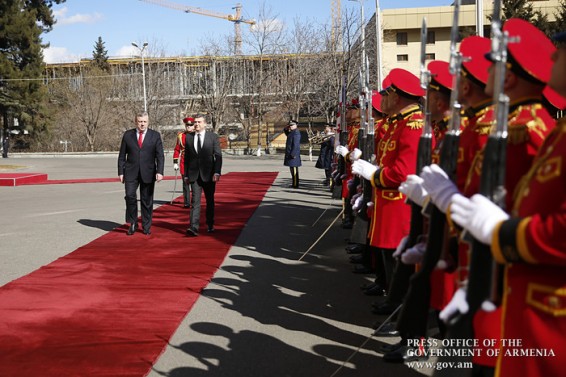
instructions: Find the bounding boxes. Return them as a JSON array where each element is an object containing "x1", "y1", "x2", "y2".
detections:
[{"x1": 375, "y1": 0, "x2": 383, "y2": 90}]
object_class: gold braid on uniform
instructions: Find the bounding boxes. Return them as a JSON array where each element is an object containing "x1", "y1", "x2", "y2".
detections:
[
  {"x1": 492, "y1": 118, "x2": 566, "y2": 265},
  {"x1": 373, "y1": 105, "x2": 422, "y2": 188},
  {"x1": 507, "y1": 99, "x2": 549, "y2": 145}
]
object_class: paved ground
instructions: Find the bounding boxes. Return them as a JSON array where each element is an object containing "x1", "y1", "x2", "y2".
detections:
[{"x1": 0, "y1": 152, "x2": 435, "y2": 377}]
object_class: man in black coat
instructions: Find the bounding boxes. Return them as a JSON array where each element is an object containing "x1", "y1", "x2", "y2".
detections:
[
  {"x1": 118, "y1": 112, "x2": 165, "y2": 236},
  {"x1": 284, "y1": 120, "x2": 302, "y2": 188},
  {"x1": 184, "y1": 114, "x2": 223, "y2": 236}
]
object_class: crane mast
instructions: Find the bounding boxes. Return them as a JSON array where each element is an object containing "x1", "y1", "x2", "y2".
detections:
[{"x1": 139, "y1": 0, "x2": 255, "y2": 55}]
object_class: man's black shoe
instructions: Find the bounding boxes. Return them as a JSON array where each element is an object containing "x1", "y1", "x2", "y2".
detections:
[
  {"x1": 379, "y1": 340, "x2": 404, "y2": 354},
  {"x1": 372, "y1": 302, "x2": 400, "y2": 315},
  {"x1": 364, "y1": 284, "x2": 386, "y2": 296},
  {"x1": 383, "y1": 345, "x2": 428, "y2": 363},
  {"x1": 207, "y1": 227, "x2": 215, "y2": 233},
  {"x1": 349, "y1": 254, "x2": 364, "y2": 264},
  {"x1": 346, "y1": 245, "x2": 364, "y2": 254},
  {"x1": 352, "y1": 264, "x2": 373, "y2": 274},
  {"x1": 143, "y1": 228, "x2": 151, "y2": 235},
  {"x1": 127, "y1": 224, "x2": 137, "y2": 236},
  {"x1": 342, "y1": 220, "x2": 353, "y2": 229},
  {"x1": 186, "y1": 227, "x2": 199, "y2": 236},
  {"x1": 373, "y1": 322, "x2": 400, "y2": 337}
]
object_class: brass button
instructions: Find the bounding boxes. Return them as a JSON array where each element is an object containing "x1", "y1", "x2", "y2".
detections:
[{"x1": 548, "y1": 296, "x2": 560, "y2": 308}]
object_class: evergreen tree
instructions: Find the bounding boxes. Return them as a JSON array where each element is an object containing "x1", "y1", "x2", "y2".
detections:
[
  {"x1": 92, "y1": 36, "x2": 110, "y2": 71},
  {"x1": 497, "y1": 0, "x2": 554, "y2": 37},
  {"x1": 0, "y1": 0, "x2": 65, "y2": 146},
  {"x1": 550, "y1": 0, "x2": 566, "y2": 36}
]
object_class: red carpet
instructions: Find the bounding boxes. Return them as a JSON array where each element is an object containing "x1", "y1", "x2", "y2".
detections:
[
  {"x1": 0, "y1": 172, "x2": 277, "y2": 377},
  {"x1": 0, "y1": 173, "x2": 180, "y2": 186}
]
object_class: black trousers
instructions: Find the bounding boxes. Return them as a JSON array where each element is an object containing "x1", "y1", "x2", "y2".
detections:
[
  {"x1": 289, "y1": 166, "x2": 299, "y2": 188},
  {"x1": 189, "y1": 176, "x2": 216, "y2": 229},
  {"x1": 181, "y1": 174, "x2": 191, "y2": 206},
  {"x1": 124, "y1": 173, "x2": 155, "y2": 231}
]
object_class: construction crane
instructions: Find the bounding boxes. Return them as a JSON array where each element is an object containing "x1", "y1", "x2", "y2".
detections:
[{"x1": 139, "y1": 0, "x2": 255, "y2": 55}]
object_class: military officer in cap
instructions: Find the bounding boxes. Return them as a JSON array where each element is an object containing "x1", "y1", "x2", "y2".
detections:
[
  {"x1": 449, "y1": 29, "x2": 566, "y2": 377},
  {"x1": 352, "y1": 68, "x2": 425, "y2": 315},
  {"x1": 173, "y1": 117, "x2": 195, "y2": 207},
  {"x1": 284, "y1": 120, "x2": 302, "y2": 188}
]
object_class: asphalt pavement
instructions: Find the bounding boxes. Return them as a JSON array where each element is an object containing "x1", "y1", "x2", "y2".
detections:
[{"x1": 0, "y1": 152, "x2": 434, "y2": 377}]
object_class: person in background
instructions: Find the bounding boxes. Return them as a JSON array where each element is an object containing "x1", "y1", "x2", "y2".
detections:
[
  {"x1": 173, "y1": 116, "x2": 195, "y2": 207},
  {"x1": 118, "y1": 111, "x2": 165, "y2": 236},
  {"x1": 284, "y1": 120, "x2": 302, "y2": 189},
  {"x1": 315, "y1": 123, "x2": 335, "y2": 186}
]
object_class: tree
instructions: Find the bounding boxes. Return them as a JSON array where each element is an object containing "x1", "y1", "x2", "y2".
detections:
[
  {"x1": 49, "y1": 66, "x2": 120, "y2": 152},
  {"x1": 0, "y1": 0, "x2": 65, "y2": 148},
  {"x1": 244, "y1": 2, "x2": 287, "y2": 154},
  {"x1": 550, "y1": 0, "x2": 566, "y2": 36},
  {"x1": 497, "y1": 0, "x2": 553, "y2": 37},
  {"x1": 92, "y1": 36, "x2": 110, "y2": 71}
]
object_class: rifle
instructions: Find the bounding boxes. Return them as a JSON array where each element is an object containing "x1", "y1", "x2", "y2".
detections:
[
  {"x1": 397, "y1": 0, "x2": 462, "y2": 337},
  {"x1": 332, "y1": 73, "x2": 348, "y2": 199},
  {"x1": 444, "y1": 0, "x2": 510, "y2": 345},
  {"x1": 361, "y1": 56, "x2": 375, "y2": 218}
]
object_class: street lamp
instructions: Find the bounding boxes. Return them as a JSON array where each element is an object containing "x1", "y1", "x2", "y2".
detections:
[{"x1": 131, "y1": 42, "x2": 148, "y2": 112}]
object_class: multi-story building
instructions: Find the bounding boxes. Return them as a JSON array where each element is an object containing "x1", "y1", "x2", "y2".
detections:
[{"x1": 379, "y1": 0, "x2": 561, "y2": 75}]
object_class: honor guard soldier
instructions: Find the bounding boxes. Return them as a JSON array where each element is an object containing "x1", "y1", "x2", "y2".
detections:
[
  {"x1": 335, "y1": 100, "x2": 362, "y2": 228},
  {"x1": 352, "y1": 68, "x2": 425, "y2": 315},
  {"x1": 173, "y1": 117, "x2": 195, "y2": 207},
  {"x1": 382, "y1": 60, "x2": 453, "y2": 362},
  {"x1": 450, "y1": 29, "x2": 566, "y2": 377},
  {"x1": 415, "y1": 19, "x2": 557, "y2": 376}
]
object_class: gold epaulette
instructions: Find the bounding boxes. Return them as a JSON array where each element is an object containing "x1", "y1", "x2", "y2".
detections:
[
  {"x1": 507, "y1": 103, "x2": 549, "y2": 145},
  {"x1": 407, "y1": 119, "x2": 423, "y2": 130},
  {"x1": 474, "y1": 108, "x2": 496, "y2": 135}
]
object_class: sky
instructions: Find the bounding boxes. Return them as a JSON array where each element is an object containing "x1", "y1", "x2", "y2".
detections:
[{"x1": 42, "y1": 0, "x2": 452, "y2": 63}]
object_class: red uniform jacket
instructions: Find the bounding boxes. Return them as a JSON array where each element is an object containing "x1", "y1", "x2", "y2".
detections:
[
  {"x1": 490, "y1": 118, "x2": 566, "y2": 377},
  {"x1": 342, "y1": 121, "x2": 360, "y2": 199},
  {"x1": 458, "y1": 100, "x2": 555, "y2": 367},
  {"x1": 173, "y1": 131, "x2": 189, "y2": 175},
  {"x1": 368, "y1": 104, "x2": 423, "y2": 249}
]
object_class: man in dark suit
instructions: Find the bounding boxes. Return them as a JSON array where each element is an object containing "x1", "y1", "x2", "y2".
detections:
[
  {"x1": 118, "y1": 112, "x2": 165, "y2": 236},
  {"x1": 184, "y1": 114, "x2": 222, "y2": 236}
]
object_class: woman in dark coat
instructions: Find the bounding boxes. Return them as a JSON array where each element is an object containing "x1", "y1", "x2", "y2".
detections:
[
  {"x1": 284, "y1": 120, "x2": 302, "y2": 188},
  {"x1": 315, "y1": 124, "x2": 335, "y2": 185}
]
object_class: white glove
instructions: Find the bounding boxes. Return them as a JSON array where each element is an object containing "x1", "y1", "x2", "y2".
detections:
[
  {"x1": 420, "y1": 164, "x2": 459, "y2": 213},
  {"x1": 367, "y1": 201, "x2": 374, "y2": 208},
  {"x1": 335, "y1": 145, "x2": 349, "y2": 157},
  {"x1": 173, "y1": 163, "x2": 179, "y2": 171},
  {"x1": 350, "y1": 192, "x2": 362, "y2": 206},
  {"x1": 439, "y1": 288, "x2": 469, "y2": 323},
  {"x1": 399, "y1": 175, "x2": 428, "y2": 207},
  {"x1": 352, "y1": 159, "x2": 378, "y2": 181},
  {"x1": 350, "y1": 148, "x2": 362, "y2": 161},
  {"x1": 401, "y1": 241, "x2": 427, "y2": 265},
  {"x1": 392, "y1": 236, "x2": 408, "y2": 258},
  {"x1": 450, "y1": 194, "x2": 510, "y2": 245},
  {"x1": 352, "y1": 195, "x2": 364, "y2": 211}
]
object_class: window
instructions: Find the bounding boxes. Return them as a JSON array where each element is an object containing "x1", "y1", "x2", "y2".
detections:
[
  {"x1": 397, "y1": 54, "x2": 409, "y2": 62},
  {"x1": 427, "y1": 30, "x2": 436, "y2": 44},
  {"x1": 396, "y1": 32, "x2": 408, "y2": 46},
  {"x1": 425, "y1": 53, "x2": 436, "y2": 60}
]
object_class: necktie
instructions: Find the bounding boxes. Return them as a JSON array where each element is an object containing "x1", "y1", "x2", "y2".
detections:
[
  {"x1": 138, "y1": 131, "x2": 144, "y2": 148},
  {"x1": 197, "y1": 133, "x2": 202, "y2": 154}
]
